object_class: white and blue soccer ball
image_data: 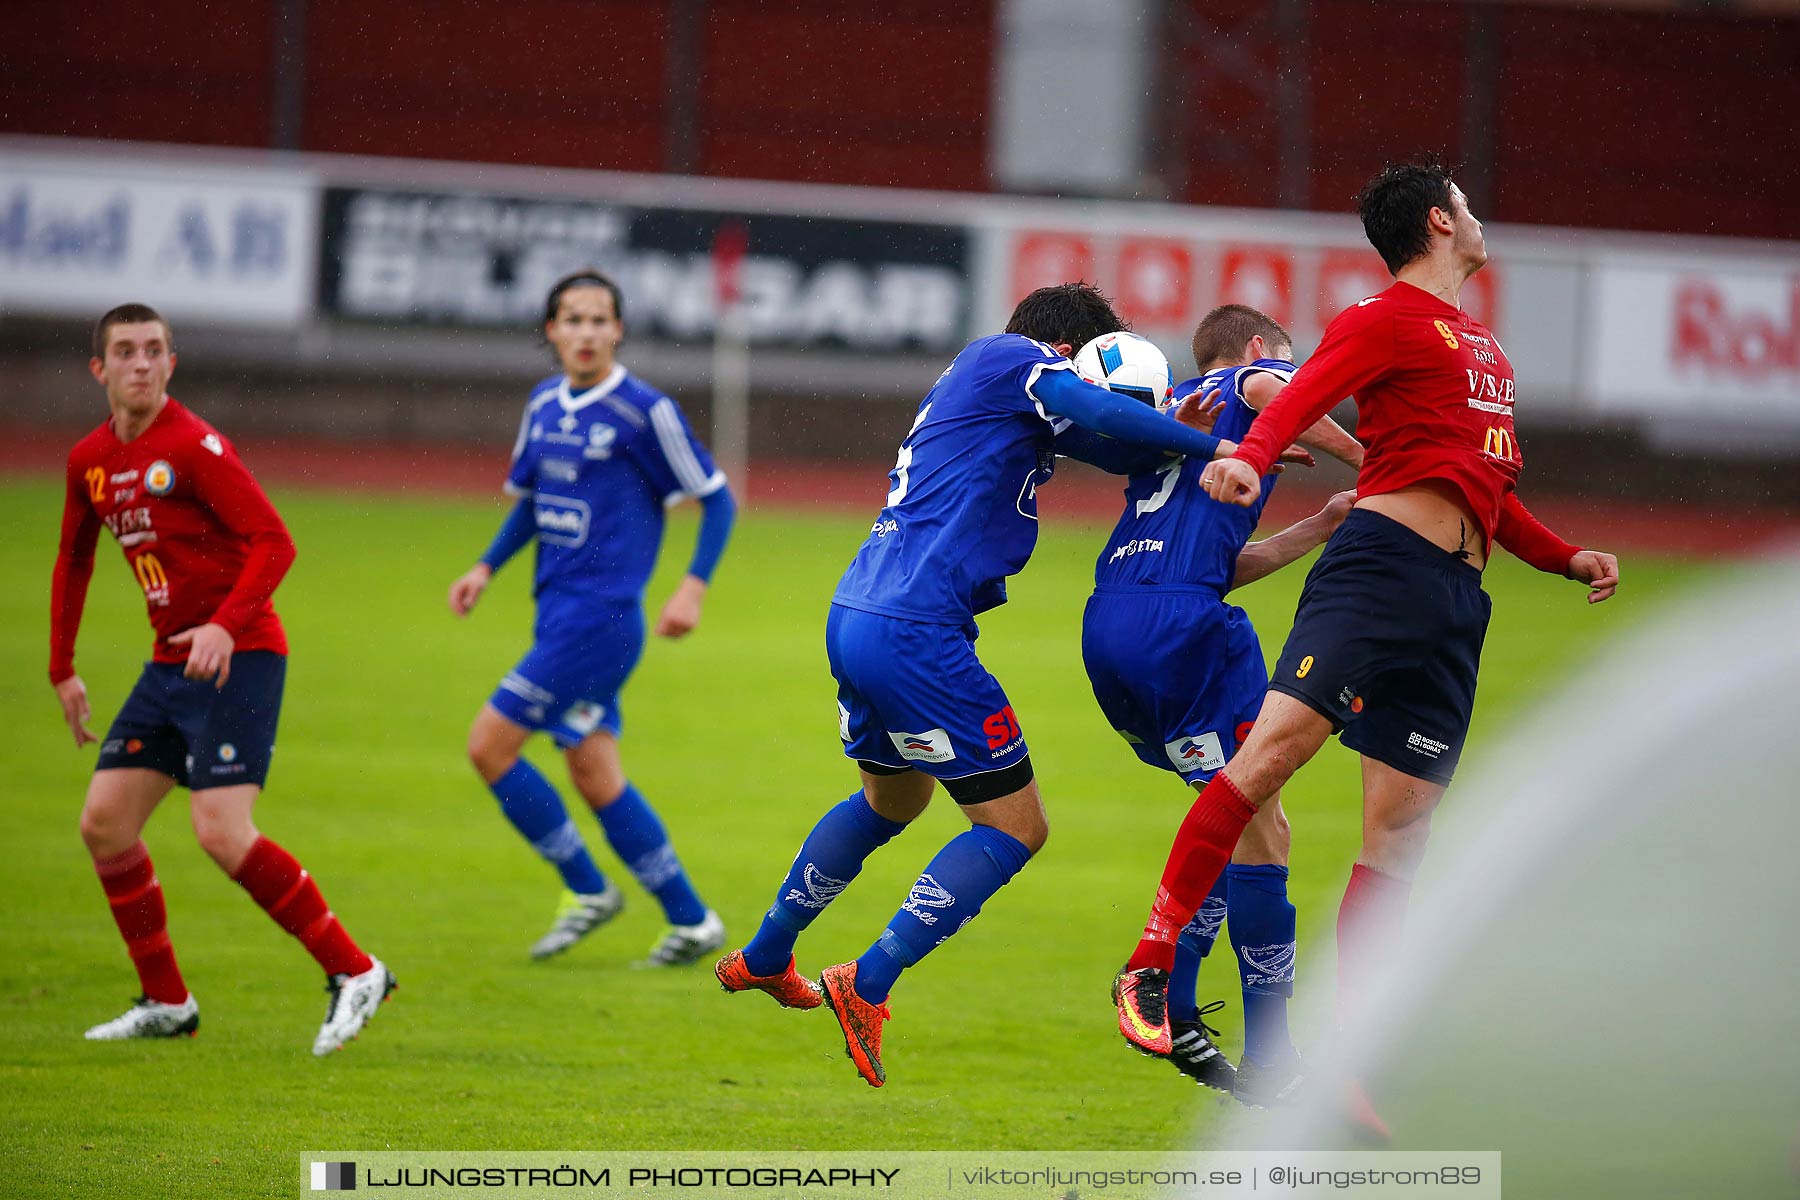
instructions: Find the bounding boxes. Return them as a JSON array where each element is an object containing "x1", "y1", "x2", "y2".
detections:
[{"x1": 1074, "y1": 331, "x2": 1174, "y2": 408}]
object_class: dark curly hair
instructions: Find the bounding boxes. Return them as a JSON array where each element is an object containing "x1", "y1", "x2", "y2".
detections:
[{"x1": 1357, "y1": 159, "x2": 1458, "y2": 274}]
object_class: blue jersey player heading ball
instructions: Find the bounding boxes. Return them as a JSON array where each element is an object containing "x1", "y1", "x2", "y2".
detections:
[
  {"x1": 716, "y1": 283, "x2": 1274, "y2": 1088},
  {"x1": 447, "y1": 270, "x2": 737, "y2": 966},
  {"x1": 1081, "y1": 304, "x2": 1360, "y2": 1103}
]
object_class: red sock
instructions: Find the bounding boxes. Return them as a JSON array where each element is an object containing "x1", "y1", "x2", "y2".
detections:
[
  {"x1": 1128, "y1": 773, "x2": 1257, "y2": 972},
  {"x1": 95, "y1": 842, "x2": 188, "y2": 1004},
  {"x1": 1336, "y1": 862, "x2": 1411, "y2": 1023},
  {"x1": 232, "y1": 837, "x2": 373, "y2": 978}
]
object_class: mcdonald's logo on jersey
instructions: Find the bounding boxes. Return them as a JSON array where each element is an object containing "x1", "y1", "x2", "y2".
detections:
[
  {"x1": 133, "y1": 553, "x2": 171, "y2": 605},
  {"x1": 1482, "y1": 426, "x2": 1517, "y2": 462}
]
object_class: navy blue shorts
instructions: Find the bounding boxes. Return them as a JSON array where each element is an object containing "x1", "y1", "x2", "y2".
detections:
[
  {"x1": 826, "y1": 603, "x2": 1030, "y2": 784},
  {"x1": 96, "y1": 651, "x2": 287, "y2": 789},
  {"x1": 1082, "y1": 587, "x2": 1268, "y2": 785},
  {"x1": 489, "y1": 601, "x2": 644, "y2": 748},
  {"x1": 1269, "y1": 509, "x2": 1492, "y2": 786}
]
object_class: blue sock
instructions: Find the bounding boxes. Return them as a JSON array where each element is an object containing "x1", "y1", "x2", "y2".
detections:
[
  {"x1": 1171, "y1": 872, "x2": 1230, "y2": 1024},
  {"x1": 594, "y1": 782, "x2": 706, "y2": 927},
  {"x1": 853, "y1": 826, "x2": 1033, "y2": 1006},
  {"x1": 1227, "y1": 863, "x2": 1298, "y2": 1065},
  {"x1": 742, "y1": 792, "x2": 906, "y2": 977},
  {"x1": 490, "y1": 760, "x2": 609, "y2": 895}
]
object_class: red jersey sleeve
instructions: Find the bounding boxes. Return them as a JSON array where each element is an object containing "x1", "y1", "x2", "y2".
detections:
[
  {"x1": 1233, "y1": 301, "x2": 1396, "y2": 476},
  {"x1": 188, "y1": 435, "x2": 297, "y2": 638},
  {"x1": 1494, "y1": 492, "x2": 1581, "y2": 576},
  {"x1": 49, "y1": 451, "x2": 103, "y2": 684}
]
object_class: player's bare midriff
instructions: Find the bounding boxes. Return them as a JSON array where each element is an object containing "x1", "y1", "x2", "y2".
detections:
[{"x1": 1355, "y1": 483, "x2": 1488, "y2": 570}]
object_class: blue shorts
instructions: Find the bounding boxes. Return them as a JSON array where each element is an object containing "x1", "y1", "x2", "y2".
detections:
[
  {"x1": 1269, "y1": 509, "x2": 1493, "y2": 786},
  {"x1": 826, "y1": 604, "x2": 1030, "y2": 783},
  {"x1": 1082, "y1": 587, "x2": 1269, "y2": 785},
  {"x1": 489, "y1": 602, "x2": 644, "y2": 748},
  {"x1": 95, "y1": 651, "x2": 287, "y2": 789}
]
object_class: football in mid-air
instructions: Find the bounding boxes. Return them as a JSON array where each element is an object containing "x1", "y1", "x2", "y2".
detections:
[{"x1": 1073, "y1": 331, "x2": 1174, "y2": 408}]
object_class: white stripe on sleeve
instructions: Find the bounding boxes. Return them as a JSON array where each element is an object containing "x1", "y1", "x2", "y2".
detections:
[{"x1": 649, "y1": 398, "x2": 712, "y2": 495}]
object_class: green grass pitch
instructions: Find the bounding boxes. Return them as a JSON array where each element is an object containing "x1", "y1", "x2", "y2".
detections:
[{"x1": 0, "y1": 476, "x2": 1700, "y2": 1197}]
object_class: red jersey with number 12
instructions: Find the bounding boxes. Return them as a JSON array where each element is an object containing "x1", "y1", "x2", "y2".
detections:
[
  {"x1": 50, "y1": 398, "x2": 295, "y2": 683},
  {"x1": 1234, "y1": 280, "x2": 1525, "y2": 546}
]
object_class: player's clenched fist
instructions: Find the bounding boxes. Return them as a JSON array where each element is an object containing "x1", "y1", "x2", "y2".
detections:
[
  {"x1": 1567, "y1": 549, "x2": 1620, "y2": 604},
  {"x1": 1199, "y1": 457, "x2": 1263, "y2": 507},
  {"x1": 448, "y1": 564, "x2": 492, "y2": 616}
]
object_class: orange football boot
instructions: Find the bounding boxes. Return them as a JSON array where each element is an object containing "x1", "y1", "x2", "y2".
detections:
[
  {"x1": 819, "y1": 962, "x2": 892, "y2": 1087},
  {"x1": 713, "y1": 950, "x2": 823, "y2": 1010}
]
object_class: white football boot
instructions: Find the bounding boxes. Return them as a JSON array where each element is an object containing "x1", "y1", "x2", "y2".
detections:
[
  {"x1": 530, "y1": 885, "x2": 625, "y2": 960},
  {"x1": 312, "y1": 957, "x2": 395, "y2": 1056},
  {"x1": 85, "y1": 994, "x2": 199, "y2": 1040},
  {"x1": 640, "y1": 909, "x2": 727, "y2": 967}
]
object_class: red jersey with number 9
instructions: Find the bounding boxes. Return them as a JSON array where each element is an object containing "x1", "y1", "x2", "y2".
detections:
[
  {"x1": 1234, "y1": 280, "x2": 1528, "y2": 546},
  {"x1": 50, "y1": 398, "x2": 295, "y2": 683}
]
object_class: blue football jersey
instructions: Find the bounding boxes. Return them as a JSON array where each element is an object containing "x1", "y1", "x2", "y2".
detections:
[
  {"x1": 1092, "y1": 358, "x2": 1295, "y2": 593},
  {"x1": 506, "y1": 366, "x2": 725, "y2": 607},
  {"x1": 832, "y1": 334, "x2": 1074, "y2": 623}
]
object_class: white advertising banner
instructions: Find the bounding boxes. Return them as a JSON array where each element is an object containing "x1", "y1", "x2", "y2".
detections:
[
  {"x1": 1589, "y1": 259, "x2": 1799, "y2": 423},
  {"x1": 0, "y1": 155, "x2": 317, "y2": 326}
]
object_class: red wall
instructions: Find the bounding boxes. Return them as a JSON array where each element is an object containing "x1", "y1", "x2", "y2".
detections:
[
  {"x1": 2, "y1": 0, "x2": 1790, "y2": 236},
  {"x1": 1171, "y1": 0, "x2": 1798, "y2": 236},
  {"x1": 0, "y1": 2, "x2": 275, "y2": 147}
]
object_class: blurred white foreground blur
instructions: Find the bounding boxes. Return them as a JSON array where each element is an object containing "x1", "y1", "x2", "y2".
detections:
[{"x1": 1217, "y1": 553, "x2": 1800, "y2": 1199}]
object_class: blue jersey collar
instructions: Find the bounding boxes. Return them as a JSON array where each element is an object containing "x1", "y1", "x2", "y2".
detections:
[{"x1": 557, "y1": 365, "x2": 628, "y2": 413}]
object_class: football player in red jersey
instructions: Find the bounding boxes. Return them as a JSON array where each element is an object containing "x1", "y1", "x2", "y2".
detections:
[
  {"x1": 1112, "y1": 162, "x2": 1620, "y2": 1117},
  {"x1": 50, "y1": 304, "x2": 394, "y2": 1054}
]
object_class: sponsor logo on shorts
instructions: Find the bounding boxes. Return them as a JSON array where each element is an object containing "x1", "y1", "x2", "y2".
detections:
[
  {"x1": 533, "y1": 496, "x2": 591, "y2": 547},
  {"x1": 836, "y1": 701, "x2": 852, "y2": 743},
  {"x1": 982, "y1": 705, "x2": 1023, "y2": 755},
  {"x1": 1338, "y1": 686, "x2": 1364, "y2": 714},
  {"x1": 1107, "y1": 537, "x2": 1165, "y2": 564},
  {"x1": 890, "y1": 727, "x2": 956, "y2": 764},
  {"x1": 144, "y1": 460, "x2": 175, "y2": 496},
  {"x1": 102, "y1": 739, "x2": 123, "y2": 755},
  {"x1": 900, "y1": 873, "x2": 955, "y2": 925},
  {"x1": 126, "y1": 739, "x2": 142, "y2": 754},
  {"x1": 1240, "y1": 941, "x2": 1297, "y2": 987},
  {"x1": 785, "y1": 863, "x2": 849, "y2": 911},
  {"x1": 1406, "y1": 731, "x2": 1450, "y2": 759},
  {"x1": 562, "y1": 700, "x2": 606, "y2": 737},
  {"x1": 1165, "y1": 731, "x2": 1225, "y2": 774}
]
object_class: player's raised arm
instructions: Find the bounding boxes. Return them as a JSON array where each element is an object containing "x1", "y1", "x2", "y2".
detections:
[
  {"x1": 49, "y1": 452, "x2": 104, "y2": 745},
  {"x1": 1229, "y1": 490, "x2": 1358, "y2": 591},
  {"x1": 181, "y1": 435, "x2": 297, "y2": 687},
  {"x1": 1212, "y1": 304, "x2": 1396, "y2": 505},
  {"x1": 1052, "y1": 423, "x2": 1172, "y2": 476},
  {"x1": 1240, "y1": 367, "x2": 1363, "y2": 470},
  {"x1": 1032, "y1": 368, "x2": 1228, "y2": 461},
  {"x1": 1495, "y1": 491, "x2": 1619, "y2": 603}
]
